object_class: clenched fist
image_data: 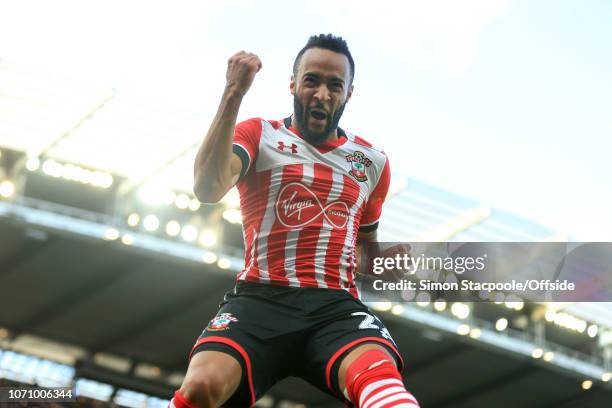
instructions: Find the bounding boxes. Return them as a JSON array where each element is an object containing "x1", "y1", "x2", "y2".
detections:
[{"x1": 225, "y1": 51, "x2": 262, "y2": 97}]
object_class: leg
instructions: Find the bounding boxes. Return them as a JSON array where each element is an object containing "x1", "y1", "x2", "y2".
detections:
[
  {"x1": 301, "y1": 298, "x2": 420, "y2": 408},
  {"x1": 172, "y1": 283, "x2": 298, "y2": 408},
  {"x1": 337, "y1": 343, "x2": 394, "y2": 392},
  {"x1": 337, "y1": 344, "x2": 419, "y2": 408},
  {"x1": 174, "y1": 350, "x2": 242, "y2": 408}
]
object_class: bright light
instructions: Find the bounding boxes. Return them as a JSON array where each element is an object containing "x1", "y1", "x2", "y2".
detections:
[
  {"x1": 199, "y1": 229, "x2": 217, "y2": 247},
  {"x1": 469, "y1": 328, "x2": 481, "y2": 339},
  {"x1": 217, "y1": 258, "x2": 231, "y2": 269},
  {"x1": 553, "y1": 312, "x2": 587, "y2": 333},
  {"x1": 139, "y1": 184, "x2": 174, "y2": 206},
  {"x1": 181, "y1": 225, "x2": 198, "y2": 242},
  {"x1": 0, "y1": 181, "x2": 15, "y2": 198},
  {"x1": 143, "y1": 215, "x2": 160, "y2": 232},
  {"x1": 433, "y1": 299, "x2": 447, "y2": 312},
  {"x1": 127, "y1": 213, "x2": 140, "y2": 227},
  {"x1": 202, "y1": 252, "x2": 217, "y2": 264},
  {"x1": 581, "y1": 380, "x2": 592, "y2": 390},
  {"x1": 457, "y1": 324, "x2": 470, "y2": 336},
  {"x1": 42, "y1": 159, "x2": 63, "y2": 177},
  {"x1": 371, "y1": 302, "x2": 393, "y2": 312},
  {"x1": 495, "y1": 318, "x2": 508, "y2": 331},
  {"x1": 602, "y1": 372, "x2": 611, "y2": 382},
  {"x1": 166, "y1": 221, "x2": 181, "y2": 237},
  {"x1": 531, "y1": 348, "x2": 543, "y2": 359},
  {"x1": 121, "y1": 234, "x2": 134, "y2": 245},
  {"x1": 221, "y1": 187, "x2": 241, "y2": 209},
  {"x1": 26, "y1": 157, "x2": 40, "y2": 171},
  {"x1": 543, "y1": 351, "x2": 554, "y2": 362},
  {"x1": 545, "y1": 310, "x2": 556, "y2": 322},
  {"x1": 391, "y1": 304, "x2": 404, "y2": 315},
  {"x1": 587, "y1": 324, "x2": 598, "y2": 338},
  {"x1": 63, "y1": 164, "x2": 85, "y2": 183},
  {"x1": 91, "y1": 171, "x2": 114, "y2": 188},
  {"x1": 40, "y1": 159, "x2": 113, "y2": 188},
  {"x1": 189, "y1": 198, "x2": 201, "y2": 212},
  {"x1": 223, "y1": 208, "x2": 242, "y2": 224},
  {"x1": 163, "y1": 190, "x2": 177, "y2": 205},
  {"x1": 450, "y1": 303, "x2": 470, "y2": 319},
  {"x1": 175, "y1": 193, "x2": 191, "y2": 210},
  {"x1": 103, "y1": 228, "x2": 119, "y2": 240},
  {"x1": 416, "y1": 292, "x2": 430, "y2": 307},
  {"x1": 502, "y1": 294, "x2": 524, "y2": 311}
]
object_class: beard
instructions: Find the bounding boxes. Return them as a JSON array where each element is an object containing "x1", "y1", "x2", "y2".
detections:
[{"x1": 293, "y1": 96, "x2": 347, "y2": 144}]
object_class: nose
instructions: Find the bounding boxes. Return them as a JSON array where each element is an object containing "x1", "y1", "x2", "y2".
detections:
[{"x1": 313, "y1": 84, "x2": 331, "y2": 104}]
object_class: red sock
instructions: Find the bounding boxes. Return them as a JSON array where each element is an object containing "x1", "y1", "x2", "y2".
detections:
[
  {"x1": 345, "y1": 349, "x2": 419, "y2": 408},
  {"x1": 169, "y1": 390, "x2": 199, "y2": 408}
]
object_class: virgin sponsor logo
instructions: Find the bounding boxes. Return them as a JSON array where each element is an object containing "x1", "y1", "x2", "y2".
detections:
[{"x1": 275, "y1": 182, "x2": 349, "y2": 229}]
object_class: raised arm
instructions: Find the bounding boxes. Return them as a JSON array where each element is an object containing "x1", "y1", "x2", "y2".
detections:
[{"x1": 193, "y1": 51, "x2": 262, "y2": 203}]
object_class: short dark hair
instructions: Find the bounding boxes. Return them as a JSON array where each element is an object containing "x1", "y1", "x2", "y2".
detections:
[{"x1": 293, "y1": 34, "x2": 355, "y2": 83}]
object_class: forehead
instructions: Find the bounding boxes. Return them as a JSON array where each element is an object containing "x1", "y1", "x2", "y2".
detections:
[{"x1": 297, "y1": 47, "x2": 351, "y2": 82}]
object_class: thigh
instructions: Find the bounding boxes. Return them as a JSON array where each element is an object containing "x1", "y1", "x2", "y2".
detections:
[
  {"x1": 190, "y1": 289, "x2": 299, "y2": 406},
  {"x1": 180, "y1": 350, "x2": 242, "y2": 407},
  {"x1": 300, "y1": 305, "x2": 404, "y2": 402}
]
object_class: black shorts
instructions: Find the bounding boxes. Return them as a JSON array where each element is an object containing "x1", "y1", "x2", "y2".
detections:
[{"x1": 189, "y1": 282, "x2": 403, "y2": 408}]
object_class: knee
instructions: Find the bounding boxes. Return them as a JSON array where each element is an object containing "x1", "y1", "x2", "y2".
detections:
[{"x1": 180, "y1": 371, "x2": 226, "y2": 408}]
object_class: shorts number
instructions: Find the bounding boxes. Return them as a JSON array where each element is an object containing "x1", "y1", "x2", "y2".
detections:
[
  {"x1": 351, "y1": 312, "x2": 379, "y2": 330},
  {"x1": 351, "y1": 312, "x2": 395, "y2": 344}
]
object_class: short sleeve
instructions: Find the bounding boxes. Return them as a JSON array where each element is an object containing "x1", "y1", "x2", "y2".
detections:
[
  {"x1": 359, "y1": 156, "x2": 391, "y2": 232},
  {"x1": 232, "y1": 118, "x2": 263, "y2": 179}
]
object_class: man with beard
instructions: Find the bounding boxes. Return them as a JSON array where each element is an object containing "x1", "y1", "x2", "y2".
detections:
[{"x1": 170, "y1": 34, "x2": 420, "y2": 408}]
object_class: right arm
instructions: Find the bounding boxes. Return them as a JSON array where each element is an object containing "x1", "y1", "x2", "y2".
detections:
[{"x1": 193, "y1": 51, "x2": 262, "y2": 203}]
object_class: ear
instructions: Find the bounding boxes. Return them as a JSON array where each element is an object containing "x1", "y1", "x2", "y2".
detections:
[
  {"x1": 346, "y1": 84, "x2": 354, "y2": 102},
  {"x1": 290, "y1": 75, "x2": 296, "y2": 96}
]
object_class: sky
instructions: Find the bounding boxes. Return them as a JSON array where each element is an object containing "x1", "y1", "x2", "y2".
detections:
[{"x1": 0, "y1": 0, "x2": 611, "y2": 240}]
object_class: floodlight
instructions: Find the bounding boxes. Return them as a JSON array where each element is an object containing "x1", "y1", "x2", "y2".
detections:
[
  {"x1": 495, "y1": 318, "x2": 508, "y2": 331},
  {"x1": 181, "y1": 225, "x2": 198, "y2": 242},
  {"x1": 0, "y1": 181, "x2": 15, "y2": 198},
  {"x1": 166, "y1": 221, "x2": 181, "y2": 237}
]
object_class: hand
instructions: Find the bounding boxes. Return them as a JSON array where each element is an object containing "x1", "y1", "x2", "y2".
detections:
[
  {"x1": 380, "y1": 243, "x2": 412, "y2": 260},
  {"x1": 225, "y1": 51, "x2": 262, "y2": 97},
  {"x1": 357, "y1": 242, "x2": 412, "y2": 280},
  {"x1": 379, "y1": 243, "x2": 412, "y2": 282}
]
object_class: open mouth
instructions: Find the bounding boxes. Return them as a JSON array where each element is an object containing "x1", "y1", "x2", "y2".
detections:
[{"x1": 309, "y1": 109, "x2": 327, "y2": 121}]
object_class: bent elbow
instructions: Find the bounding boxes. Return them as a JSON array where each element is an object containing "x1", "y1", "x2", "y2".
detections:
[
  {"x1": 193, "y1": 183, "x2": 223, "y2": 204},
  {"x1": 193, "y1": 167, "x2": 235, "y2": 204}
]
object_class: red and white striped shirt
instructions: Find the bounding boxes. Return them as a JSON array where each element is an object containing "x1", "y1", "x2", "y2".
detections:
[{"x1": 232, "y1": 117, "x2": 390, "y2": 298}]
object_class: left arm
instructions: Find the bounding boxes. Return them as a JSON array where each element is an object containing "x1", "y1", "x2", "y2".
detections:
[
  {"x1": 355, "y1": 153, "x2": 390, "y2": 274},
  {"x1": 354, "y1": 155, "x2": 410, "y2": 276}
]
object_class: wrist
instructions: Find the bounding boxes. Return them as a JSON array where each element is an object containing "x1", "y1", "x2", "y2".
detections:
[{"x1": 223, "y1": 84, "x2": 247, "y2": 100}]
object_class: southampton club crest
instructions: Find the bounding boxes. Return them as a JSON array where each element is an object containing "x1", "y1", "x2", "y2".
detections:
[
  {"x1": 206, "y1": 313, "x2": 238, "y2": 332},
  {"x1": 346, "y1": 151, "x2": 372, "y2": 182}
]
